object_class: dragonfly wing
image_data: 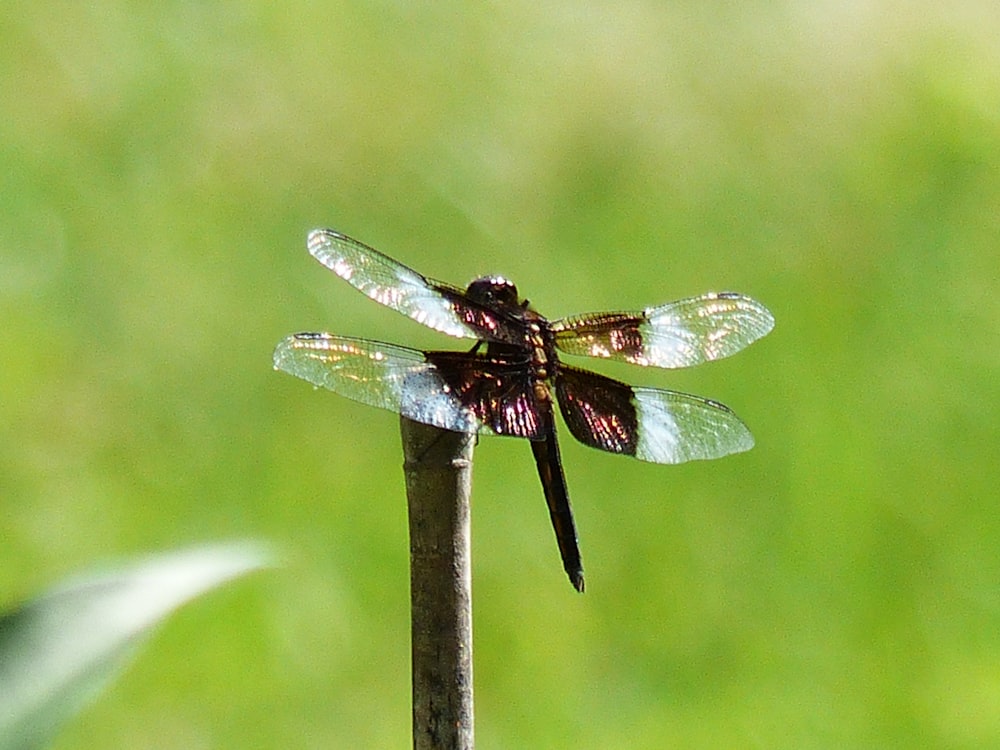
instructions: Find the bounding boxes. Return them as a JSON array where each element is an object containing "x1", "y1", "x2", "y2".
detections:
[
  {"x1": 275, "y1": 334, "x2": 546, "y2": 439},
  {"x1": 307, "y1": 229, "x2": 523, "y2": 344},
  {"x1": 554, "y1": 365, "x2": 754, "y2": 463},
  {"x1": 552, "y1": 292, "x2": 774, "y2": 369},
  {"x1": 274, "y1": 333, "x2": 486, "y2": 434}
]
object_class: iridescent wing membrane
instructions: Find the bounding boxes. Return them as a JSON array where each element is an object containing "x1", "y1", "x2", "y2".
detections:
[
  {"x1": 551, "y1": 293, "x2": 774, "y2": 369},
  {"x1": 277, "y1": 228, "x2": 774, "y2": 465},
  {"x1": 549, "y1": 294, "x2": 774, "y2": 463},
  {"x1": 274, "y1": 333, "x2": 544, "y2": 439},
  {"x1": 306, "y1": 229, "x2": 526, "y2": 345},
  {"x1": 554, "y1": 365, "x2": 757, "y2": 465}
]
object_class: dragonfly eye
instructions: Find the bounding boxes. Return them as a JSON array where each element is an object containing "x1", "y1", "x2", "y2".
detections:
[{"x1": 466, "y1": 276, "x2": 520, "y2": 308}]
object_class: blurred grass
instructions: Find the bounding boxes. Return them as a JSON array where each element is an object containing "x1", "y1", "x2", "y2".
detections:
[{"x1": 3, "y1": 1, "x2": 1000, "y2": 748}]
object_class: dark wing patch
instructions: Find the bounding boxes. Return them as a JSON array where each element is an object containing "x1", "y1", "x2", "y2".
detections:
[
  {"x1": 554, "y1": 366, "x2": 640, "y2": 457},
  {"x1": 423, "y1": 350, "x2": 545, "y2": 439}
]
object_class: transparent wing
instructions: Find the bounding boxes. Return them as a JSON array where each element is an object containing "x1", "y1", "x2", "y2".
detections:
[
  {"x1": 555, "y1": 365, "x2": 754, "y2": 464},
  {"x1": 552, "y1": 292, "x2": 774, "y2": 369},
  {"x1": 307, "y1": 229, "x2": 522, "y2": 344},
  {"x1": 273, "y1": 333, "x2": 485, "y2": 434},
  {"x1": 627, "y1": 387, "x2": 755, "y2": 463}
]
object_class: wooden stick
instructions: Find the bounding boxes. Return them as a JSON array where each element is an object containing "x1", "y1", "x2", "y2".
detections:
[{"x1": 401, "y1": 416, "x2": 475, "y2": 750}]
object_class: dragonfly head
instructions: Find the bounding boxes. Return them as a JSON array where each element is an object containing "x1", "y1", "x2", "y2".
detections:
[{"x1": 465, "y1": 276, "x2": 521, "y2": 310}]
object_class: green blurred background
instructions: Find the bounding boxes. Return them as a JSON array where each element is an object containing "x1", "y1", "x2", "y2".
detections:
[{"x1": 3, "y1": 2, "x2": 999, "y2": 747}]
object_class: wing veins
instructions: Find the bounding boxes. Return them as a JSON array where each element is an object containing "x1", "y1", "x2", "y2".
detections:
[
  {"x1": 552, "y1": 292, "x2": 774, "y2": 369},
  {"x1": 307, "y1": 229, "x2": 526, "y2": 345}
]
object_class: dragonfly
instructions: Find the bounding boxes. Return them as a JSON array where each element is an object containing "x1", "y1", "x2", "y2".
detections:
[{"x1": 274, "y1": 229, "x2": 774, "y2": 591}]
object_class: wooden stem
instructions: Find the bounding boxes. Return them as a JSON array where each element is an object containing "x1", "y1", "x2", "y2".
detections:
[{"x1": 401, "y1": 417, "x2": 475, "y2": 750}]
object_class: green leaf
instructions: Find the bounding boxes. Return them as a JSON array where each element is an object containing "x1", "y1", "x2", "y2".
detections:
[{"x1": 0, "y1": 543, "x2": 270, "y2": 750}]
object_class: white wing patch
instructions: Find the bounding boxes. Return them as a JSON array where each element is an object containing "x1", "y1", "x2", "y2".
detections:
[{"x1": 633, "y1": 388, "x2": 754, "y2": 464}]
